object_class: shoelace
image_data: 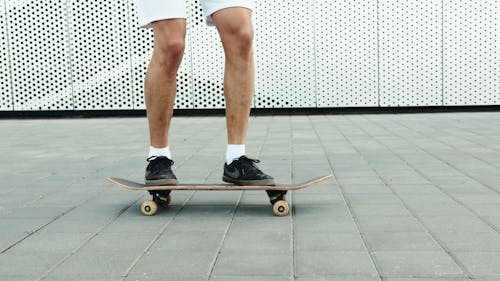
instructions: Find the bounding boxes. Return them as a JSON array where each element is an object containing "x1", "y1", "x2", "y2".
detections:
[
  {"x1": 238, "y1": 156, "x2": 263, "y2": 173},
  {"x1": 147, "y1": 156, "x2": 174, "y2": 170}
]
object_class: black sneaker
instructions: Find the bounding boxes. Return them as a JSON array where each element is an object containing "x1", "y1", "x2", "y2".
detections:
[
  {"x1": 223, "y1": 156, "x2": 276, "y2": 186},
  {"x1": 145, "y1": 156, "x2": 178, "y2": 186}
]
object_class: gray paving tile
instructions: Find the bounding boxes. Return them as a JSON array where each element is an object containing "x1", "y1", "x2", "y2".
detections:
[
  {"x1": 0, "y1": 232, "x2": 28, "y2": 253},
  {"x1": 357, "y1": 216, "x2": 426, "y2": 233},
  {"x1": 346, "y1": 194, "x2": 403, "y2": 205},
  {"x1": 1, "y1": 114, "x2": 500, "y2": 280},
  {"x1": 337, "y1": 177, "x2": 386, "y2": 185},
  {"x1": 351, "y1": 204, "x2": 413, "y2": 217},
  {"x1": 211, "y1": 252, "x2": 290, "y2": 276},
  {"x1": 483, "y1": 216, "x2": 500, "y2": 230},
  {"x1": 388, "y1": 184, "x2": 443, "y2": 195},
  {"x1": 452, "y1": 194, "x2": 500, "y2": 205},
  {"x1": 0, "y1": 251, "x2": 64, "y2": 278},
  {"x1": 454, "y1": 252, "x2": 500, "y2": 276},
  {"x1": 340, "y1": 184, "x2": 393, "y2": 194},
  {"x1": 46, "y1": 273, "x2": 141, "y2": 281},
  {"x1": 296, "y1": 277, "x2": 380, "y2": 281},
  {"x1": 372, "y1": 251, "x2": 464, "y2": 277},
  {"x1": 211, "y1": 276, "x2": 291, "y2": 281},
  {"x1": 406, "y1": 203, "x2": 476, "y2": 217},
  {"x1": 293, "y1": 203, "x2": 352, "y2": 220},
  {"x1": 295, "y1": 251, "x2": 378, "y2": 277},
  {"x1": 397, "y1": 194, "x2": 456, "y2": 205},
  {"x1": 8, "y1": 232, "x2": 92, "y2": 253},
  {"x1": 152, "y1": 229, "x2": 225, "y2": 252},
  {"x1": 384, "y1": 278, "x2": 469, "y2": 281},
  {"x1": 464, "y1": 204, "x2": 500, "y2": 217},
  {"x1": 292, "y1": 193, "x2": 343, "y2": 205},
  {"x1": 435, "y1": 232, "x2": 500, "y2": 252},
  {"x1": 364, "y1": 232, "x2": 441, "y2": 251},
  {"x1": 230, "y1": 215, "x2": 290, "y2": 233},
  {"x1": 295, "y1": 232, "x2": 365, "y2": 251},
  {"x1": 420, "y1": 216, "x2": 496, "y2": 233},
  {"x1": 4, "y1": 206, "x2": 66, "y2": 220},
  {"x1": 126, "y1": 251, "x2": 215, "y2": 279},
  {"x1": 381, "y1": 176, "x2": 433, "y2": 185},
  {"x1": 45, "y1": 248, "x2": 138, "y2": 277},
  {"x1": 221, "y1": 231, "x2": 290, "y2": 253},
  {"x1": 294, "y1": 216, "x2": 359, "y2": 233}
]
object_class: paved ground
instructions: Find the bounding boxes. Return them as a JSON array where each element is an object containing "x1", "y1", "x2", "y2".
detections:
[{"x1": 0, "y1": 112, "x2": 499, "y2": 281}]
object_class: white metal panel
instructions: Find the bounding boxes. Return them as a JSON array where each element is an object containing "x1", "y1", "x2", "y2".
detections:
[
  {"x1": 189, "y1": 0, "x2": 225, "y2": 109},
  {"x1": 0, "y1": 0, "x2": 12, "y2": 111},
  {"x1": 254, "y1": 0, "x2": 316, "y2": 108},
  {"x1": 444, "y1": 0, "x2": 500, "y2": 105},
  {"x1": 130, "y1": 0, "x2": 193, "y2": 110},
  {"x1": 315, "y1": 0, "x2": 378, "y2": 108},
  {"x1": 69, "y1": 0, "x2": 133, "y2": 110},
  {"x1": 379, "y1": 0, "x2": 443, "y2": 107},
  {"x1": 2, "y1": 1, "x2": 500, "y2": 112},
  {"x1": 7, "y1": 0, "x2": 72, "y2": 110}
]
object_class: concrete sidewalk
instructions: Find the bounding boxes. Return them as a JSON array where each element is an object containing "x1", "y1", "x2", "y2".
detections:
[{"x1": 0, "y1": 113, "x2": 499, "y2": 281}]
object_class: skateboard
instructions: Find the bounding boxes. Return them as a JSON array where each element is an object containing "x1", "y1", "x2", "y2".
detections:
[{"x1": 106, "y1": 175, "x2": 333, "y2": 217}]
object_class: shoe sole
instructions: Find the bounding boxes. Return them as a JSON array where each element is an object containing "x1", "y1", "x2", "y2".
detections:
[
  {"x1": 145, "y1": 178, "x2": 179, "y2": 186},
  {"x1": 222, "y1": 175, "x2": 276, "y2": 186}
]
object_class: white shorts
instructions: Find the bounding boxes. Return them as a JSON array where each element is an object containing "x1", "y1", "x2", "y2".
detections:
[{"x1": 136, "y1": 0, "x2": 254, "y2": 28}]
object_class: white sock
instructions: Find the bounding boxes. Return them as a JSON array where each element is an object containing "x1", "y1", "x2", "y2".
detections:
[
  {"x1": 226, "y1": 144, "x2": 245, "y2": 164},
  {"x1": 149, "y1": 146, "x2": 172, "y2": 159}
]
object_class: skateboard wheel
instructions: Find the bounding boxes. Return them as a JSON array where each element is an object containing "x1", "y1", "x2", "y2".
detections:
[
  {"x1": 273, "y1": 200, "x2": 289, "y2": 217},
  {"x1": 141, "y1": 200, "x2": 158, "y2": 216}
]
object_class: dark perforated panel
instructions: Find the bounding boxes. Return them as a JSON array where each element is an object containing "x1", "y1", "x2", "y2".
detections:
[
  {"x1": 7, "y1": 0, "x2": 72, "y2": 110},
  {"x1": 69, "y1": 0, "x2": 133, "y2": 110}
]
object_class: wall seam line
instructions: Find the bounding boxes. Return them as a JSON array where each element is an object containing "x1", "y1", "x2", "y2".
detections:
[
  {"x1": 66, "y1": 0, "x2": 76, "y2": 110},
  {"x1": 442, "y1": 0, "x2": 445, "y2": 106},
  {"x1": 126, "y1": 0, "x2": 135, "y2": 109},
  {"x1": 4, "y1": 0, "x2": 15, "y2": 111},
  {"x1": 377, "y1": 0, "x2": 381, "y2": 107},
  {"x1": 313, "y1": 0, "x2": 318, "y2": 108}
]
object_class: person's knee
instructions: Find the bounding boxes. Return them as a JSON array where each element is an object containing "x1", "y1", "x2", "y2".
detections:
[
  {"x1": 237, "y1": 26, "x2": 254, "y2": 54},
  {"x1": 154, "y1": 38, "x2": 185, "y2": 65},
  {"x1": 223, "y1": 24, "x2": 254, "y2": 56}
]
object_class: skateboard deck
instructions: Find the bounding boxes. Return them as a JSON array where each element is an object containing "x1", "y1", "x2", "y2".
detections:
[
  {"x1": 106, "y1": 175, "x2": 333, "y2": 216},
  {"x1": 107, "y1": 175, "x2": 333, "y2": 191}
]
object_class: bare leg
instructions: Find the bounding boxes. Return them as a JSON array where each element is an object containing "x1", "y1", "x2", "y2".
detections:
[
  {"x1": 212, "y1": 8, "x2": 255, "y2": 145},
  {"x1": 145, "y1": 19, "x2": 186, "y2": 148},
  {"x1": 213, "y1": 8, "x2": 275, "y2": 186}
]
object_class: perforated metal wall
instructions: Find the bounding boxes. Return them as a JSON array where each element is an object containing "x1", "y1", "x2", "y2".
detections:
[
  {"x1": 0, "y1": 0, "x2": 12, "y2": 111},
  {"x1": 190, "y1": 0, "x2": 226, "y2": 109},
  {"x1": 6, "y1": 0, "x2": 72, "y2": 110},
  {"x1": 379, "y1": 0, "x2": 443, "y2": 107},
  {"x1": 315, "y1": 0, "x2": 378, "y2": 107},
  {"x1": 254, "y1": 0, "x2": 316, "y2": 108},
  {"x1": 130, "y1": 0, "x2": 193, "y2": 110},
  {"x1": 1, "y1": 0, "x2": 499, "y2": 112},
  {"x1": 70, "y1": 0, "x2": 133, "y2": 110},
  {"x1": 444, "y1": 0, "x2": 500, "y2": 105}
]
